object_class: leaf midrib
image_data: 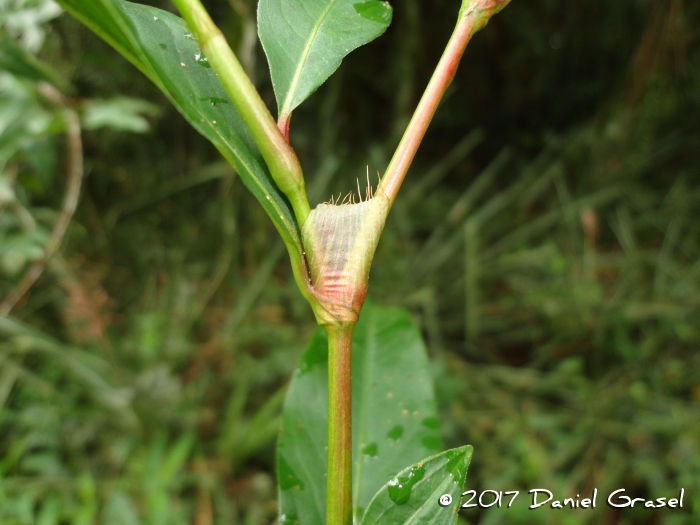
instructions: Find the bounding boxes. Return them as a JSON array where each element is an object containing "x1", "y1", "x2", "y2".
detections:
[{"x1": 280, "y1": 0, "x2": 337, "y2": 117}]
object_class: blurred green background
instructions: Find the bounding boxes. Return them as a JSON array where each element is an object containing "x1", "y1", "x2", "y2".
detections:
[{"x1": 1, "y1": 0, "x2": 699, "y2": 523}]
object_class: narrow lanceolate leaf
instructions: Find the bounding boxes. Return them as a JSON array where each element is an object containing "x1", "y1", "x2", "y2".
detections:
[
  {"x1": 258, "y1": 0, "x2": 393, "y2": 119},
  {"x1": 57, "y1": 0, "x2": 306, "y2": 280},
  {"x1": 277, "y1": 302, "x2": 443, "y2": 525},
  {"x1": 360, "y1": 446, "x2": 473, "y2": 525}
]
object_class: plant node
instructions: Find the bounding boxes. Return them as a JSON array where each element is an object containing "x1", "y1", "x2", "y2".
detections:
[{"x1": 303, "y1": 186, "x2": 389, "y2": 325}]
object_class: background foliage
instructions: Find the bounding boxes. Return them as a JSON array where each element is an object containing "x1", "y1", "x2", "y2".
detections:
[{"x1": 1, "y1": 0, "x2": 699, "y2": 524}]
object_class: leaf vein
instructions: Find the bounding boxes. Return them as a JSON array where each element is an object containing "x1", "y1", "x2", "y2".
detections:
[{"x1": 280, "y1": 0, "x2": 338, "y2": 116}]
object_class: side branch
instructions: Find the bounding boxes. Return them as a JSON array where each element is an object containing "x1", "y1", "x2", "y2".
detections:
[{"x1": 378, "y1": 0, "x2": 510, "y2": 205}]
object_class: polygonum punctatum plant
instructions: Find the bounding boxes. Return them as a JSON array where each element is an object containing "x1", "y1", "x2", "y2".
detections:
[{"x1": 56, "y1": 0, "x2": 511, "y2": 523}]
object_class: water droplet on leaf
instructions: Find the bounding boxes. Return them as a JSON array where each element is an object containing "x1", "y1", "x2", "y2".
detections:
[
  {"x1": 361, "y1": 442, "x2": 378, "y2": 457},
  {"x1": 195, "y1": 51, "x2": 211, "y2": 68},
  {"x1": 199, "y1": 97, "x2": 229, "y2": 106},
  {"x1": 353, "y1": 1, "x2": 392, "y2": 25},
  {"x1": 279, "y1": 512, "x2": 300, "y2": 525},
  {"x1": 387, "y1": 425, "x2": 403, "y2": 440},
  {"x1": 387, "y1": 464, "x2": 425, "y2": 505},
  {"x1": 422, "y1": 416, "x2": 440, "y2": 429}
]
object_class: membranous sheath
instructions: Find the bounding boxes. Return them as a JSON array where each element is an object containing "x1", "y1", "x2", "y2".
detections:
[{"x1": 302, "y1": 193, "x2": 389, "y2": 325}]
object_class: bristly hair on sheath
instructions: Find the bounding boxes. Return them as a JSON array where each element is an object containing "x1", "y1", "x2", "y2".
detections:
[{"x1": 325, "y1": 167, "x2": 381, "y2": 206}]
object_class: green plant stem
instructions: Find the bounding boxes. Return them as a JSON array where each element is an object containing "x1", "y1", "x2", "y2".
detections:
[
  {"x1": 172, "y1": 0, "x2": 310, "y2": 225},
  {"x1": 378, "y1": 1, "x2": 499, "y2": 206},
  {"x1": 326, "y1": 323, "x2": 354, "y2": 525}
]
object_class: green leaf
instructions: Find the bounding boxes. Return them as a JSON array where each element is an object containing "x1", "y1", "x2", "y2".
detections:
[
  {"x1": 258, "y1": 0, "x2": 393, "y2": 118},
  {"x1": 0, "y1": 233, "x2": 46, "y2": 275},
  {"x1": 277, "y1": 301, "x2": 443, "y2": 524},
  {"x1": 56, "y1": 0, "x2": 306, "y2": 278},
  {"x1": 0, "y1": 73, "x2": 55, "y2": 164},
  {"x1": 81, "y1": 97, "x2": 161, "y2": 133},
  {"x1": 360, "y1": 446, "x2": 473, "y2": 525},
  {"x1": 0, "y1": 33, "x2": 70, "y2": 91}
]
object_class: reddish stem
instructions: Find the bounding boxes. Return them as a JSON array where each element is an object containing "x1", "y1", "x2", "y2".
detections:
[
  {"x1": 378, "y1": 10, "x2": 480, "y2": 204},
  {"x1": 326, "y1": 323, "x2": 354, "y2": 525}
]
